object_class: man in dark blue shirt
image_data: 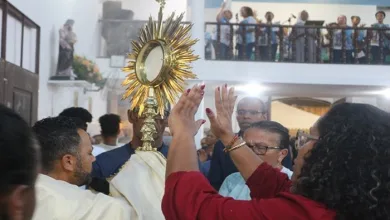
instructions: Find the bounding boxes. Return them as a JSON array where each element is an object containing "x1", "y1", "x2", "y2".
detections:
[
  {"x1": 207, "y1": 97, "x2": 292, "y2": 190},
  {"x1": 92, "y1": 106, "x2": 170, "y2": 179}
]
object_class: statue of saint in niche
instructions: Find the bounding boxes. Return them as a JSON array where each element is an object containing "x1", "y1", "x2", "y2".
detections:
[{"x1": 55, "y1": 19, "x2": 77, "y2": 79}]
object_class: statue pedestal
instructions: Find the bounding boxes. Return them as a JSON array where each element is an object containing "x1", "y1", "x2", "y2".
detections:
[{"x1": 47, "y1": 80, "x2": 94, "y2": 116}]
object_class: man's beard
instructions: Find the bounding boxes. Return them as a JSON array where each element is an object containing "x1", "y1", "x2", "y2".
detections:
[{"x1": 73, "y1": 157, "x2": 92, "y2": 186}]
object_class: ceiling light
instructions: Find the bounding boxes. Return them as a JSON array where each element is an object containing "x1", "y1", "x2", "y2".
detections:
[{"x1": 235, "y1": 83, "x2": 265, "y2": 96}]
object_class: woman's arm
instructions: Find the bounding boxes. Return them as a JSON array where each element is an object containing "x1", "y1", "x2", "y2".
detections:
[{"x1": 163, "y1": 171, "x2": 266, "y2": 220}]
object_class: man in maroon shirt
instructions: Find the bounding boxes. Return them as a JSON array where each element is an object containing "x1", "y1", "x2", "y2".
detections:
[{"x1": 162, "y1": 84, "x2": 390, "y2": 220}]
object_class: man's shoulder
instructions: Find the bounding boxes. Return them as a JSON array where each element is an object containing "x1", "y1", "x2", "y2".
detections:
[
  {"x1": 93, "y1": 143, "x2": 134, "y2": 178},
  {"x1": 95, "y1": 143, "x2": 132, "y2": 161}
]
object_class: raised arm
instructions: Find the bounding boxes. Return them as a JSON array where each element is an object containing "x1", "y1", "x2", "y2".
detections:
[
  {"x1": 216, "y1": 2, "x2": 227, "y2": 22},
  {"x1": 163, "y1": 84, "x2": 291, "y2": 219}
]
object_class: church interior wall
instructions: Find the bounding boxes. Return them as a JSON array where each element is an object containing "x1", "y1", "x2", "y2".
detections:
[{"x1": 8, "y1": 0, "x2": 107, "y2": 123}]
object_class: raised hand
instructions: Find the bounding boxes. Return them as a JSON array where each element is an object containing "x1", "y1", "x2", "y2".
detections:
[
  {"x1": 168, "y1": 84, "x2": 206, "y2": 137},
  {"x1": 206, "y1": 84, "x2": 237, "y2": 145}
]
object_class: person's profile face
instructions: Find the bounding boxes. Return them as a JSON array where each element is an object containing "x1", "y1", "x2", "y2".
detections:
[
  {"x1": 291, "y1": 122, "x2": 319, "y2": 182},
  {"x1": 74, "y1": 129, "x2": 95, "y2": 186},
  {"x1": 240, "y1": 7, "x2": 247, "y2": 18},
  {"x1": 352, "y1": 17, "x2": 360, "y2": 25},
  {"x1": 5, "y1": 169, "x2": 38, "y2": 220}
]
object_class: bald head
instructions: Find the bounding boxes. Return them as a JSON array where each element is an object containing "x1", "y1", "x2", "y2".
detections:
[{"x1": 236, "y1": 97, "x2": 267, "y2": 131}]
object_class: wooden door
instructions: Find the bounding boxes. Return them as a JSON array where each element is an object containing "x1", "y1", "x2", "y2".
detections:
[
  {"x1": 4, "y1": 62, "x2": 38, "y2": 125},
  {"x1": 0, "y1": 1, "x2": 40, "y2": 125}
]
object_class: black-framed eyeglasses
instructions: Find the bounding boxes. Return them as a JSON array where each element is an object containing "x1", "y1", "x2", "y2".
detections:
[
  {"x1": 296, "y1": 130, "x2": 318, "y2": 150},
  {"x1": 236, "y1": 110, "x2": 265, "y2": 116},
  {"x1": 247, "y1": 142, "x2": 281, "y2": 155}
]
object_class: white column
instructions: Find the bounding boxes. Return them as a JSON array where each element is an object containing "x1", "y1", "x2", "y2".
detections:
[
  {"x1": 190, "y1": 0, "x2": 205, "y2": 62},
  {"x1": 194, "y1": 99, "x2": 205, "y2": 150},
  {"x1": 188, "y1": 0, "x2": 205, "y2": 148}
]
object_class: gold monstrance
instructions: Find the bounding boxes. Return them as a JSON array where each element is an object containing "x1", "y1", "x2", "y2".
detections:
[{"x1": 122, "y1": 0, "x2": 199, "y2": 151}]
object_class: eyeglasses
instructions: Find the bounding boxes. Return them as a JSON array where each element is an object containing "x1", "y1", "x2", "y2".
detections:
[
  {"x1": 296, "y1": 130, "x2": 318, "y2": 150},
  {"x1": 247, "y1": 142, "x2": 281, "y2": 155},
  {"x1": 236, "y1": 110, "x2": 265, "y2": 116}
]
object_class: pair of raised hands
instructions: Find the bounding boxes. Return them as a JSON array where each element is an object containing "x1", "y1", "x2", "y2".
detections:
[{"x1": 168, "y1": 84, "x2": 237, "y2": 143}]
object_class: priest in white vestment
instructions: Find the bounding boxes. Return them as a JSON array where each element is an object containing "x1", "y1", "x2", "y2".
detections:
[
  {"x1": 31, "y1": 116, "x2": 135, "y2": 220},
  {"x1": 110, "y1": 151, "x2": 167, "y2": 220}
]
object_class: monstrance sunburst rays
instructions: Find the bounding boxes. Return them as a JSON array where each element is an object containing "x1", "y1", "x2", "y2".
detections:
[{"x1": 122, "y1": 7, "x2": 199, "y2": 116}]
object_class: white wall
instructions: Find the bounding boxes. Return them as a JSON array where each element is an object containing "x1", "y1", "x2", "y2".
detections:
[
  {"x1": 196, "y1": 61, "x2": 390, "y2": 87},
  {"x1": 9, "y1": 0, "x2": 106, "y2": 120},
  {"x1": 122, "y1": 0, "x2": 188, "y2": 21}
]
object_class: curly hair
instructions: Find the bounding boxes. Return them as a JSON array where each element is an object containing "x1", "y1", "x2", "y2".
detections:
[{"x1": 293, "y1": 103, "x2": 390, "y2": 220}]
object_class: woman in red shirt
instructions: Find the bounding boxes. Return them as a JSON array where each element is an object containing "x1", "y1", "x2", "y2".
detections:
[{"x1": 163, "y1": 84, "x2": 390, "y2": 220}]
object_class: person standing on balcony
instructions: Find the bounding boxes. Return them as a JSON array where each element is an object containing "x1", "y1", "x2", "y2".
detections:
[
  {"x1": 258, "y1": 12, "x2": 278, "y2": 61},
  {"x1": 236, "y1": 7, "x2": 256, "y2": 60},
  {"x1": 292, "y1": 10, "x2": 317, "y2": 63},
  {"x1": 368, "y1": 11, "x2": 390, "y2": 64},
  {"x1": 332, "y1": 15, "x2": 353, "y2": 63},
  {"x1": 216, "y1": 2, "x2": 233, "y2": 60},
  {"x1": 351, "y1": 16, "x2": 367, "y2": 64}
]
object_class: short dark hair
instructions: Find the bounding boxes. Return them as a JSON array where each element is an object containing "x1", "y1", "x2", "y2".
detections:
[
  {"x1": 375, "y1": 10, "x2": 386, "y2": 18},
  {"x1": 247, "y1": 121, "x2": 290, "y2": 149},
  {"x1": 242, "y1": 6, "x2": 254, "y2": 17},
  {"x1": 99, "y1": 114, "x2": 121, "y2": 137},
  {"x1": 0, "y1": 104, "x2": 38, "y2": 196},
  {"x1": 32, "y1": 116, "x2": 81, "y2": 172},
  {"x1": 59, "y1": 107, "x2": 92, "y2": 130},
  {"x1": 294, "y1": 103, "x2": 390, "y2": 219}
]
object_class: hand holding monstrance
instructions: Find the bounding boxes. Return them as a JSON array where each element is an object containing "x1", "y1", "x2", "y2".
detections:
[
  {"x1": 108, "y1": 1, "x2": 199, "y2": 219},
  {"x1": 122, "y1": 0, "x2": 199, "y2": 151}
]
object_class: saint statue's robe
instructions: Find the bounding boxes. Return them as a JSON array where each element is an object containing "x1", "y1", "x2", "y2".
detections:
[{"x1": 32, "y1": 174, "x2": 135, "y2": 220}]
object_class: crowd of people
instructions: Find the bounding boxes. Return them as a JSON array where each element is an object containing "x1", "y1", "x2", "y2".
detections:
[
  {"x1": 2, "y1": 83, "x2": 390, "y2": 220},
  {"x1": 206, "y1": 3, "x2": 390, "y2": 64}
]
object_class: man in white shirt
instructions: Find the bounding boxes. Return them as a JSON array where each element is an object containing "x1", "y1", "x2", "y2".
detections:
[
  {"x1": 219, "y1": 121, "x2": 293, "y2": 200},
  {"x1": 32, "y1": 116, "x2": 132, "y2": 220}
]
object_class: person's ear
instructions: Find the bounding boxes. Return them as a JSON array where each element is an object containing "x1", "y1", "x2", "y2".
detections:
[
  {"x1": 61, "y1": 154, "x2": 76, "y2": 172},
  {"x1": 128, "y1": 110, "x2": 136, "y2": 124},
  {"x1": 278, "y1": 149, "x2": 288, "y2": 163},
  {"x1": 7, "y1": 185, "x2": 32, "y2": 220}
]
